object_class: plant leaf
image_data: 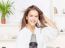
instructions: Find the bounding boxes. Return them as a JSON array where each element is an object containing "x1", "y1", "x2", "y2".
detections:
[{"x1": 0, "y1": 0, "x2": 14, "y2": 17}]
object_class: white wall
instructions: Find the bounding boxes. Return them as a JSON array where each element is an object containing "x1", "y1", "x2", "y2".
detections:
[{"x1": 52, "y1": 0, "x2": 65, "y2": 32}]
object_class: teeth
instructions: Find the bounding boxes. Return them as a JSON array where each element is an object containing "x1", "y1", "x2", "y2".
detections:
[{"x1": 31, "y1": 21, "x2": 35, "y2": 23}]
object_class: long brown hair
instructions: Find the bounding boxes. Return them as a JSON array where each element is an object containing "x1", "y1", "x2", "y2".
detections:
[{"x1": 21, "y1": 5, "x2": 46, "y2": 29}]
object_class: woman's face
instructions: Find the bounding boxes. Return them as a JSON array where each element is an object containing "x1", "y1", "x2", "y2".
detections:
[{"x1": 26, "y1": 10, "x2": 39, "y2": 26}]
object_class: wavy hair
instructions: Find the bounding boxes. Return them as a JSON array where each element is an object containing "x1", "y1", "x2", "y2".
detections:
[{"x1": 21, "y1": 5, "x2": 47, "y2": 29}]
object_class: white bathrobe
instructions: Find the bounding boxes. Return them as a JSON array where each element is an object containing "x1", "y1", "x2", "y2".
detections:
[{"x1": 16, "y1": 26, "x2": 58, "y2": 48}]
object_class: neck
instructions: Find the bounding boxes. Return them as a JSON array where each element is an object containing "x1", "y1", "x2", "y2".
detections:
[{"x1": 26, "y1": 24, "x2": 35, "y2": 33}]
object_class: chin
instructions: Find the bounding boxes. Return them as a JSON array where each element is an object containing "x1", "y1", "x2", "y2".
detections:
[{"x1": 31, "y1": 24, "x2": 35, "y2": 26}]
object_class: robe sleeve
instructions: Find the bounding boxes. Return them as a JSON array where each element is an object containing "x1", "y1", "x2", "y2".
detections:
[{"x1": 41, "y1": 27, "x2": 58, "y2": 43}]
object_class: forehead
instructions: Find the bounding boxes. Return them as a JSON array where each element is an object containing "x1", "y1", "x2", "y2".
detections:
[{"x1": 28, "y1": 10, "x2": 39, "y2": 15}]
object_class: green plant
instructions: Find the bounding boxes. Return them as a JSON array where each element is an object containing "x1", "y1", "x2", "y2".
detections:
[{"x1": 0, "y1": 0, "x2": 14, "y2": 24}]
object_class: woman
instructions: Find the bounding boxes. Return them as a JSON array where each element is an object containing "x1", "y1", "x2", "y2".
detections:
[{"x1": 16, "y1": 5, "x2": 58, "y2": 48}]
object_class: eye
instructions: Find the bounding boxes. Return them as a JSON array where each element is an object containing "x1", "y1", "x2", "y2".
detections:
[
  {"x1": 30, "y1": 15, "x2": 33, "y2": 17},
  {"x1": 35, "y1": 16, "x2": 38, "y2": 17}
]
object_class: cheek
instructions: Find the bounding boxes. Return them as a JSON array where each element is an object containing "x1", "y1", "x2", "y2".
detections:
[
  {"x1": 35, "y1": 18, "x2": 38, "y2": 22},
  {"x1": 27, "y1": 17, "x2": 32, "y2": 22},
  {"x1": 28, "y1": 17, "x2": 32, "y2": 21}
]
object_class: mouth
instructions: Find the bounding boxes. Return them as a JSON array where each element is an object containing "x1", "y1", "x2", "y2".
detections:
[{"x1": 31, "y1": 21, "x2": 36, "y2": 23}]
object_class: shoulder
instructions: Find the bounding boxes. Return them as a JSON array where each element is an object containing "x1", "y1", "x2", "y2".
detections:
[
  {"x1": 17, "y1": 27, "x2": 27, "y2": 37},
  {"x1": 41, "y1": 26, "x2": 58, "y2": 32},
  {"x1": 41, "y1": 26, "x2": 58, "y2": 35},
  {"x1": 20, "y1": 27, "x2": 27, "y2": 32}
]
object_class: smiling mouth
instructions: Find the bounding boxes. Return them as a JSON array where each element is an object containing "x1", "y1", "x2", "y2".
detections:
[
  {"x1": 32, "y1": 21, "x2": 35, "y2": 22},
  {"x1": 31, "y1": 20, "x2": 36, "y2": 23}
]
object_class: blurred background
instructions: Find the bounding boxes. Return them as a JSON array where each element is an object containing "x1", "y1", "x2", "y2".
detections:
[{"x1": 0, "y1": 0, "x2": 65, "y2": 48}]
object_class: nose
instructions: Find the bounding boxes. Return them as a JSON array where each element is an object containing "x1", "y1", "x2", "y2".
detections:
[{"x1": 32, "y1": 17, "x2": 36, "y2": 21}]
